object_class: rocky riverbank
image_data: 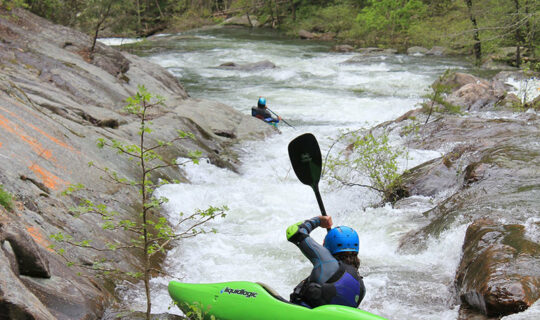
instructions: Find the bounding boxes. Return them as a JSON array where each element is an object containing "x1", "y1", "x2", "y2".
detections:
[
  {"x1": 382, "y1": 72, "x2": 540, "y2": 319},
  {"x1": 0, "y1": 8, "x2": 274, "y2": 319}
]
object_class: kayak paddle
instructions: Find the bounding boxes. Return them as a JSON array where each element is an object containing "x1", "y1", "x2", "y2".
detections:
[
  {"x1": 288, "y1": 133, "x2": 329, "y2": 231},
  {"x1": 266, "y1": 107, "x2": 295, "y2": 129}
]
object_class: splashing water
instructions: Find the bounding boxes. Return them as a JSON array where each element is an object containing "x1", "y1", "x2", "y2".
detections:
[{"x1": 115, "y1": 28, "x2": 486, "y2": 319}]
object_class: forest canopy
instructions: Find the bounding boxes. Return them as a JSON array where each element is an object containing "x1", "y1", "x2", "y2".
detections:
[{"x1": 2, "y1": 0, "x2": 538, "y2": 68}]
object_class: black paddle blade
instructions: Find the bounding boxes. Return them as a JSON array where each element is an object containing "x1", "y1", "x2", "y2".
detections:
[{"x1": 288, "y1": 133, "x2": 322, "y2": 187}]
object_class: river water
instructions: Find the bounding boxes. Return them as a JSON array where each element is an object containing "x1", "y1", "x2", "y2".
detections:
[{"x1": 106, "y1": 28, "x2": 536, "y2": 319}]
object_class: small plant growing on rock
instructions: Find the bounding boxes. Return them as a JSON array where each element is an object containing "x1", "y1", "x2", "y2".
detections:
[
  {"x1": 325, "y1": 129, "x2": 406, "y2": 203},
  {"x1": 50, "y1": 86, "x2": 227, "y2": 320},
  {"x1": 422, "y1": 70, "x2": 461, "y2": 123},
  {"x1": 0, "y1": 185, "x2": 14, "y2": 211}
]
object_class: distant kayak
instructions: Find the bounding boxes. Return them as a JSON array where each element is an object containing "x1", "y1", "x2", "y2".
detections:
[{"x1": 169, "y1": 280, "x2": 387, "y2": 320}]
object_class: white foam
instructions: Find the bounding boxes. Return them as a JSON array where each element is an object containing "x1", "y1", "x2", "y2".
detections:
[{"x1": 122, "y1": 29, "x2": 483, "y2": 319}]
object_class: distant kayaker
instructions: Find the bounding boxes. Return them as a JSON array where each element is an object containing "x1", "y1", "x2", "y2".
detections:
[
  {"x1": 286, "y1": 216, "x2": 366, "y2": 308},
  {"x1": 251, "y1": 97, "x2": 281, "y2": 125}
]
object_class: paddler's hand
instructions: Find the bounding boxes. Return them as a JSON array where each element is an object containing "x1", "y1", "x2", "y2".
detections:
[{"x1": 319, "y1": 216, "x2": 333, "y2": 229}]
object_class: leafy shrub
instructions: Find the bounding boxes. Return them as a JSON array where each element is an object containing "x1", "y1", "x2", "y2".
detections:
[{"x1": 325, "y1": 130, "x2": 405, "y2": 202}]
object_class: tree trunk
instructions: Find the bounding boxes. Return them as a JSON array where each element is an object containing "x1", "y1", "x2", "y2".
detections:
[
  {"x1": 154, "y1": 0, "x2": 164, "y2": 19},
  {"x1": 465, "y1": 0, "x2": 482, "y2": 66},
  {"x1": 513, "y1": 0, "x2": 522, "y2": 67},
  {"x1": 290, "y1": 0, "x2": 296, "y2": 21},
  {"x1": 274, "y1": 0, "x2": 280, "y2": 27},
  {"x1": 136, "y1": 0, "x2": 141, "y2": 33},
  {"x1": 90, "y1": 0, "x2": 114, "y2": 55},
  {"x1": 525, "y1": 0, "x2": 533, "y2": 57}
]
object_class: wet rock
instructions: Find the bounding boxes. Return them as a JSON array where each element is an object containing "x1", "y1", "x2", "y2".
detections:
[
  {"x1": 332, "y1": 44, "x2": 355, "y2": 52},
  {"x1": 400, "y1": 145, "x2": 471, "y2": 197},
  {"x1": 218, "y1": 60, "x2": 276, "y2": 71},
  {"x1": 356, "y1": 47, "x2": 385, "y2": 54},
  {"x1": 397, "y1": 111, "x2": 540, "y2": 255},
  {"x1": 458, "y1": 303, "x2": 499, "y2": 320},
  {"x1": 455, "y1": 219, "x2": 540, "y2": 317}
]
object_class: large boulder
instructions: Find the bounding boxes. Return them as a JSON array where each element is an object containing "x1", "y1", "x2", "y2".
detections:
[
  {"x1": 0, "y1": 7, "x2": 275, "y2": 318},
  {"x1": 223, "y1": 15, "x2": 260, "y2": 27},
  {"x1": 455, "y1": 219, "x2": 540, "y2": 317}
]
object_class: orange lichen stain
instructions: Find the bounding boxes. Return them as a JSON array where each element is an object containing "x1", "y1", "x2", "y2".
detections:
[
  {"x1": 29, "y1": 163, "x2": 67, "y2": 190},
  {"x1": 0, "y1": 113, "x2": 54, "y2": 161},
  {"x1": 26, "y1": 226, "x2": 54, "y2": 252},
  {"x1": 0, "y1": 141, "x2": 2, "y2": 148},
  {"x1": 0, "y1": 106, "x2": 78, "y2": 153}
]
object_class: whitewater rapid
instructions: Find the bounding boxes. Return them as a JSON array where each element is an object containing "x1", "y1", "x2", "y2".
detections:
[{"x1": 104, "y1": 28, "x2": 539, "y2": 319}]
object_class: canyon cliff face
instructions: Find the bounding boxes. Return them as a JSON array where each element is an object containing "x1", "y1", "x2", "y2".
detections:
[{"x1": 0, "y1": 8, "x2": 273, "y2": 319}]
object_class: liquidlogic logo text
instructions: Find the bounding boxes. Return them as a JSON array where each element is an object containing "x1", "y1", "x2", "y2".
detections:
[{"x1": 220, "y1": 287, "x2": 258, "y2": 298}]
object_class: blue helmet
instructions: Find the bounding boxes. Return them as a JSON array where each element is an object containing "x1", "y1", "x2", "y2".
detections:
[
  {"x1": 323, "y1": 226, "x2": 359, "y2": 254},
  {"x1": 258, "y1": 97, "x2": 266, "y2": 107}
]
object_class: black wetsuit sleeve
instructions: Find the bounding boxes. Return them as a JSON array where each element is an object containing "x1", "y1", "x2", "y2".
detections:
[{"x1": 286, "y1": 217, "x2": 340, "y2": 284}]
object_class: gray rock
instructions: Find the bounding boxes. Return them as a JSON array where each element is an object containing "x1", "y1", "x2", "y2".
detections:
[
  {"x1": 426, "y1": 46, "x2": 447, "y2": 56},
  {"x1": 0, "y1": 247, "x2": 56, "y2": 320},
  {"x1": 332, "y1": 45, "x2": 355, "y2": 52},
  {"x1": 456, "y1": 220, "x2": 540, "y2": 317},
  {"x1": 218, "y1": 60, "x2": 277, "y2": 71},
  {"x1": 298, "y1": 29, "x2": 316, "y2": 39},
  {"x1": 2, "y1": 224, "x2": 51, "y2": 278},
  {"x1": 223, "y1": 15, "x2": 259, "y2": 27},
  {"x1": 0, "y1": 8, "x2": 275, "y2": 318}
]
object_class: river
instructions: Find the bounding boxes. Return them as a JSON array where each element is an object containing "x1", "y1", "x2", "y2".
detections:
[{"x1": 104, "y1": 27, "x2": 518, "y2": 319}]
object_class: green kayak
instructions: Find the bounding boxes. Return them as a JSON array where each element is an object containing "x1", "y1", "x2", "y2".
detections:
[{"x1": 169, "y1": 280, "x2": 387, "y2": 320}]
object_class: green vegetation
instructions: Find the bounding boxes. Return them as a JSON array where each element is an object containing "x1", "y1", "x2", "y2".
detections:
[
  {"x1": 325, "y1": 130, "x2": 406, "y2": 203},
  {"x1": 0, "y1": 185, "x2": 14, "y2": 211},
  {"x1": 12, "y1": 0, "x2": 538, "y2": 69},
  {"x1": 0, "y1": 0, "x2": 27, "y2": 10},
  {"x1": 422, "y1": 70, "x2": 462, "y2": 123},
  {"x1": 50, "y1": 86, "x2": 227, "y2": 320}
]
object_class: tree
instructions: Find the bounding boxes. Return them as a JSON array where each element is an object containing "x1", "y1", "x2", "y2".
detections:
[
  {"x1": 465, "y1": 0, "x2": 482, "y2": 65},
  {"x1": 356, "y1": 0, "x2": 427, "y2": 45},
  {"x1": 51, "y1": 86, "x2": 227, "y2": 320},
  {"x1": 325, "y1": 129, "x2": 406, "y2": 203}
]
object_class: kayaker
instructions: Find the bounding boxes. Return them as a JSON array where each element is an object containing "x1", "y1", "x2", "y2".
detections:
[
  {"x1": 286, "y1": 216, "x2": 366, "y2": 309},
  {"x1": 251, "y1": 97, "x2": 281, "y2": 124}
]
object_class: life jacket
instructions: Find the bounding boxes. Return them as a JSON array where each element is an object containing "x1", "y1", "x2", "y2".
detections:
[
  {"x1": 251, "y1": 107, "x2": 265, "y2": 120},
  {"x1": 251, "y1": 107, "x2": 279, "y2": 123},
  {"x1": 290, "y1": 262, "x2": 365, "y2": 309}
]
